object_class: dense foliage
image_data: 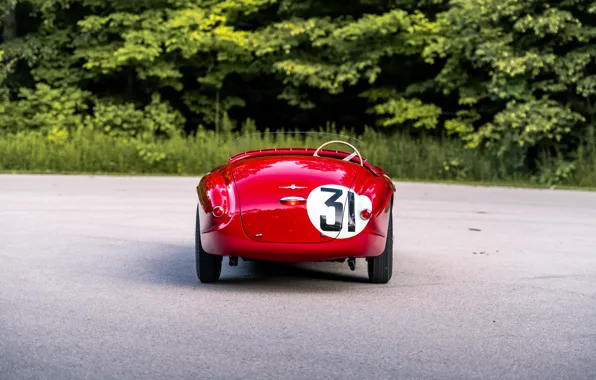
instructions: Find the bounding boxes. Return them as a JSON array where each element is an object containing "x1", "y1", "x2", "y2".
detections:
[{"x1": 1, "y1": 0, "x2": 596, "y2": 184}]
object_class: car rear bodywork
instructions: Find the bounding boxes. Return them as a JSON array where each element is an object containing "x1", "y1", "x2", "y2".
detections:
[{"x1": 196, "y1": 149, "x2": 395, "y2": 262}]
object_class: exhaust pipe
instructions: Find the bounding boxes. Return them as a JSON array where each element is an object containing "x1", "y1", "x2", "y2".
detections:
[{"x1": 347, "y1": 257, "x2": 356, "y2": 271}]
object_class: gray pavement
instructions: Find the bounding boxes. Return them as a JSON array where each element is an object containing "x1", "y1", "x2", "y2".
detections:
[{"x1": 1, "y1": 174, "x2": 595, "y2": 380}]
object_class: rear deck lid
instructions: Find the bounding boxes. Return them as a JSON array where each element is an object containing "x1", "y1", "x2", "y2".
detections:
[{"x1": 232, "y1": 157, "x2": 357, "y2": 243}]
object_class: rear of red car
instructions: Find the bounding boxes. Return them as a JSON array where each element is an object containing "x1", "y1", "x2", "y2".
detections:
[{"x1": 196, "y1": 153, "x2": 394, "y2": 262}]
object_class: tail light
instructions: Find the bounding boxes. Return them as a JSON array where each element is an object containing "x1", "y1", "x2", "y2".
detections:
[
  {"x1": 280, "y1": 196, "x2": 306, "y2": 206},
  {"x1": 212, "y1": 206, "x2": 224, "y2": 218},
  {"x1": 360, "y1": 209, "x2": 372, "y2": 220}
]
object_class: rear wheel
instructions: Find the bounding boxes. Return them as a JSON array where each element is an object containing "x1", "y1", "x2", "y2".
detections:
[
  {"x1": 195, "y1": 206, "x2": 222, "y2": 283},
  {"x1": 367, "y1": 204, "x2": 393, "y2": 284}
]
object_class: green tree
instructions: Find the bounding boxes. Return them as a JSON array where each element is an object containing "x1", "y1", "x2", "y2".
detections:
[
  {"x1": 0, "y1": 0, "x2": 445, "y2": 134},
  {"x1": 423, "y1": 0, "x2": 596, "y2": 172}
]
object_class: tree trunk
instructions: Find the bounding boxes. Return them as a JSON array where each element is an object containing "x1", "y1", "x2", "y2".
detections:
[
  {"x1": 2, "y1": 5, "x2": 17, "y2": 42},
  {"x1": 215, "y1": 89, "x2": 220, "y2": 135}
]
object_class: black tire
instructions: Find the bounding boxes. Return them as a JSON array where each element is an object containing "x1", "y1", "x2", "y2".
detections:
[
  {"x1": 367, "y1": 203, "x2": 393, "y2": 284},
  {"x1": 195, "y1": 206, "x2": 222, "y2": 283}
]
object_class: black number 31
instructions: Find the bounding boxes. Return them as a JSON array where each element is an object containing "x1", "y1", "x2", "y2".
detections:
[{"x1": 320, "y1": 187, "x2": 356, "y2": 232}]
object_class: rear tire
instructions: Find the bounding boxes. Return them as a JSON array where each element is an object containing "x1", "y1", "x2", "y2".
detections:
[
  {"x1": 367, "y1": 204, "x2": 393, "y2": 284},
  {"x1": 195, "y1": 206, "x2": 222, "y2": 283}
]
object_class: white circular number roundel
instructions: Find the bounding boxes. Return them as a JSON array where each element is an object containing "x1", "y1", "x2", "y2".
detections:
[{"x1": 306, "y1": 184, "x2": 372, "y2": 239}]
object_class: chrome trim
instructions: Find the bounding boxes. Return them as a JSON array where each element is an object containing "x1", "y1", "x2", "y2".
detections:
[{"x1": 279, "y1": 184, "x2": 307, "y2": 190}]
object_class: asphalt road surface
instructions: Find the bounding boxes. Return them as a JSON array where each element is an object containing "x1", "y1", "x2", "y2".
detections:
[{"x1": 1, "y1": 174, "x2": 596, "y2": 380}]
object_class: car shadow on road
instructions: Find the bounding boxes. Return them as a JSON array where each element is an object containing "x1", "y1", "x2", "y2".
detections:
[{"x1": 140, "y1": 243, "x2": 372, "y2": 292}]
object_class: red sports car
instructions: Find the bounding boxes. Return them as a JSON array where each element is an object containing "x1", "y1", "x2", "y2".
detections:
[{"x1": 195, "y1": 133, "x2": 395, "y2": 284}]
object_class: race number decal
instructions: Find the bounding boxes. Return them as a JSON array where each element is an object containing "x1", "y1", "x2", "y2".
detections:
[{"x1": 306, "y1": 184, "x2": 372, "y2": 239}]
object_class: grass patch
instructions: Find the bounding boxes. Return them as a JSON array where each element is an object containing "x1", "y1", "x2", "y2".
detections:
[{"x1": 1, "y1": 127, "x2": 596, "y2": 188}]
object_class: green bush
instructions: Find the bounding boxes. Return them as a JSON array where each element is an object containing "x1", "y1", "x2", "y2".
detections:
[
  {"x1": 0, "y1": 84, "x2": 89, "y2": 133},
  {"x1": 87, "y1": 94, "x2": 186, "y2": 139}
]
